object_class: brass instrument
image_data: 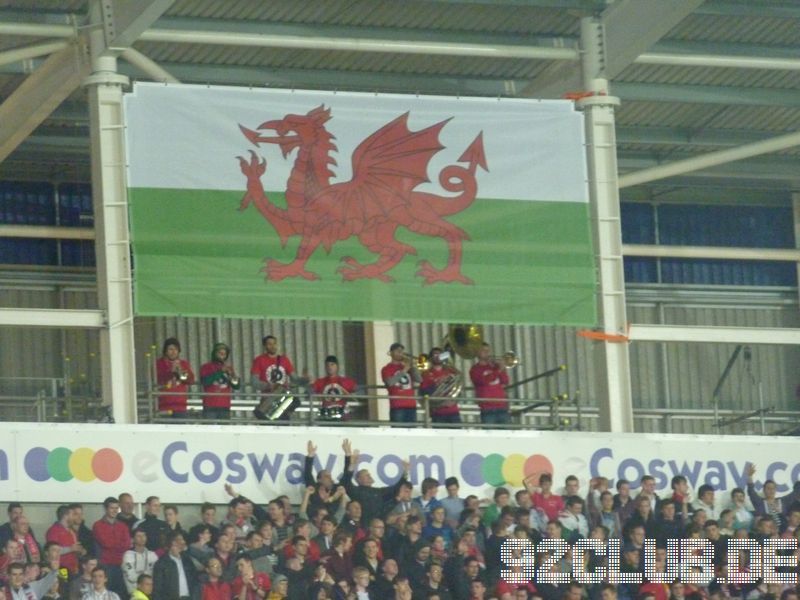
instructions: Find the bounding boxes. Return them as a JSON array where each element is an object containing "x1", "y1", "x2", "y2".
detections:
[
  {"x1": 444, "y1": 324, "x2": 485, "y2": 359},
  {"x1": 428, "y1": 350, "x2": 463, "y2": 400},
  {"x1": 445, "y1": 324, "x2": 519, "y2": 369},
  {"x1": 491, "y1": 351, "x2": 519, "y2": 370},
  {"x1": 394, "y1": 352, "x2": 430, "y2": 372}
]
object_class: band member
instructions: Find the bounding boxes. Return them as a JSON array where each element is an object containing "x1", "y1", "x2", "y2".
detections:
[
  {"x1": 469, "y1": 342, "x2": 510, "y2": 425},
  {"x1": 381, "y1": 342, "x2": 421, "y2": 423},
  {"x1": 155, "y1": 338, "x2": 195, "y2": 417},
  {"x1": 199, "y1": 343, "x2": 241, "y2": 420},
  {"x1": 419, "y1": 347, "x2": 461, "y2": 424},
  {"x1": 311, "y1": 355, "x2": 357, "y2": 421},
  {"x1": 250, "y1": 335, "x2": 303, "y2": 420}
]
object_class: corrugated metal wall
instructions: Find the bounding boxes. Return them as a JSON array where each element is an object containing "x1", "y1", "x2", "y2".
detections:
[
  {"x1": 134, "y1": 315, "x2": 347, "y2": 388},
  {"x1": 1, "y1": 289, "x2": 347, "y2": 401}
]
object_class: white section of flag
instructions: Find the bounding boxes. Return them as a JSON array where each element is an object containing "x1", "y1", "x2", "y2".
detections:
[{"x1": 124, "y1": 83, "x2": 588, "y2": 203}]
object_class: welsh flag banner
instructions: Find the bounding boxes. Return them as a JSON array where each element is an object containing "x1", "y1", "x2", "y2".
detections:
[{"x1": 125, "y1": 84, "x2": 596, "y2": 325}]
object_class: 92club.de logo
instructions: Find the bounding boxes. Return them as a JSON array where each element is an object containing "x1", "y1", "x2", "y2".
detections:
[
  {"x1": 461, "y1": 453, "x2": 553, "y2": 487},
  {"x1": 24, "y1": 447, "x2": 124, "y2": 483}
]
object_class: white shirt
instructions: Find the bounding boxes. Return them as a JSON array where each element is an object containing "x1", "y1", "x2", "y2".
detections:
[{"x1": 170, "y1": 553, "x2": 190, "y2": 597}]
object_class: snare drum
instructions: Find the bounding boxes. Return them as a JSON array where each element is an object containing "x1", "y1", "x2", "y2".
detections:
[{"x1": 319, "y1": 405, "x2": 345, "y2": 420}]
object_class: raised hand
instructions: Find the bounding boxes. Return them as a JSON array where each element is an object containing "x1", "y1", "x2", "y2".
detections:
[
  {"x1": 342, "y1": 439, "x2": 352, "y2": 456},
  {"x1": 747, "y1": 463, "x2": 757, "y2": 479},
  {"x1": 224, "y1": 483, "x2": 238, "y2": 498},
  {"x1": 307, "y1": 440, "x2": 317, "y2": 457}
]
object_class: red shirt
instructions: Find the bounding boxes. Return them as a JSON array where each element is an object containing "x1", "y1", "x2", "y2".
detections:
[
  {"x1": 420, "y1": 366, "x2": 460, "y2": 416},
  {"x1": 312, "y1": 375, "x2": 357, "y2": 408},
  {"x1": 469, "y1": 361, "x2": 509, "y2": 411},
  {"x1": 531, "y1": 492, "x2": 564, "y2": 522},
  {"x1": 202, "y1": 580, "x2": 232, "y2": 600},
  {"x1": 92, "y1": 518, "x2": 131, "y2": 566},
  {"x1": 45, "y1": 522, "x2": 79, "y2": 574},
  {"x1": 199, "y1": 361, "x2": 235, "y2": 409},
  {"x1": 156, "y1": 357, "x2": 195, "y2": 412},
  {"x1": 250, "y1": 354, "x2": 294, "y2": 389},
  {"x1": 231, "y1": 572, "x2": 271, "y2": 599},
  {"x1": 381, "y1": 362, "x2": 417, "y2": 409}
]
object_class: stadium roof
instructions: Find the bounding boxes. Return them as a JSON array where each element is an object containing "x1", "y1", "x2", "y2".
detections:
[{"x1": 0, "y1": 0, "x2": 798, "y2": 204}]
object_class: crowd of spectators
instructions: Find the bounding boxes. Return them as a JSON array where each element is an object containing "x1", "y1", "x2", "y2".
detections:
[{"x1": 2, "y1": 442, "x2": 800, "y2": 600}]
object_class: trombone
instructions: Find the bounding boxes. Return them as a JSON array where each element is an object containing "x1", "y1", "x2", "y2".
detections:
[{"x1": 490, "y1": 351, "x2": 519, "y2": 370}]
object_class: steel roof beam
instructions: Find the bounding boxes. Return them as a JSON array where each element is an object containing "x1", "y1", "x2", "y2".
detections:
[
  {"x1": 100, "y1": 0, "x2": 176, "y2": 50},
  {"x1": 0, "y1": 43, "x2": 90, "y2": 163},
  {"x1": 2, "y1": 15, "x2": 800, "y2": 72},
  {"x1": 521, "y1": 0, "x2": 703, "y2": 97},
  {"x1": 618, "y1": 142, "x2": 800, "y2": 187}
]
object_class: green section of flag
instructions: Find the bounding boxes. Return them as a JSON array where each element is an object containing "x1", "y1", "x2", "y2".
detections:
[{"x1": 129, "y1": 188, "x2": 596, "y2": 325}]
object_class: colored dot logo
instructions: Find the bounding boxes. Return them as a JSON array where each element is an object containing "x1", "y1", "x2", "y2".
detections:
[
  {"x1": 24, "y1": 447, "x2": 124, "y2": 483},
  {"x1": 461, "y1": 453, "x2": 553, "y2": 487}
]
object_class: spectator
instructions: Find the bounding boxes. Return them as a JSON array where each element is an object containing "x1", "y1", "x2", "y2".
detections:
[
  {"x1": 92, "y1": 497, "x2": 130, "y2": 597},
  {"x1": 152, "y1": 532, "x2": 199, "y2": 600},
  {"x1": 133, "y1": 498, "x2": 168, "y2": 554},
  {"x1": 5, "y1": 560, "x2": 59, "y2": 600},
  {"x1": 199, "y1": 557, "x2": 230, "y2": 600},
  {"x1": 339, "y1": 439, "x2": 409, "y2": 527},
  {"x1": 121, "y1": 529, "x2": 158, "y2": 595},
  {"x1": 82, "y1": 566, "x2": 121, "y2": 600},
  {"x1": 231, "y1": 555, "x2": 270, "y2": 600},
  {"x1": 117, "y1": 494, "x2": 138, "y2": 533},
  {"x1": 440, "y1": 477, "x2": 465, "y2": 529},
  {"x1": 130, "y1": 574, "x2": 153, "y2": 600},
  {"x1": 45, "y1": 505, "x2": 84, "y2": 576},
  {"x1": 68, "y1": 555, "x2": 98, "y2": 600}
]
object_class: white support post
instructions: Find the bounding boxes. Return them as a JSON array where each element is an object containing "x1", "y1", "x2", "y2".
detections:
[
  {"x1": 577, "y1": 18, "x2": 634, "y2": 433},
  {"x1": 85, "y1": 0, "x2": 137, "y2": 424},
  {"x1": 363, "y1": 321, "x2": 392, "y2": 422},
  {"x1": 794, "y1": 193, "x2": 800, "y2": 304}
]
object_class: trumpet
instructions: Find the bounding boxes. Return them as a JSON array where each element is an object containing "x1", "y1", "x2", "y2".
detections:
[
  {"x1": 401, "y1": 352, "x2": 430, "y2": 372},
  {"x1": 491, "y1": 351, "x2": 519, "y2": 369},
  {"x1": 172, "y1": 361, "x2": 189, "y2": 383}
]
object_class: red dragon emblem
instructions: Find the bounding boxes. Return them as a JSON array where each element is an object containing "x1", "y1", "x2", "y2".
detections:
[{"x1": 237, "y1": 105, "x2": 488, "y2": 284}]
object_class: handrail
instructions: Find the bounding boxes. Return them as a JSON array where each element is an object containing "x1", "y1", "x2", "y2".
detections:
[{"x1": 2, "y1": 383, "x2": 800, "y2": 434}]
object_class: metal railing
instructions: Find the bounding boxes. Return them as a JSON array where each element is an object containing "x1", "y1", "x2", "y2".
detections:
[
  {"x1": 136, "y1": 385, "x2": 582, "y2": 430},
  {"x1": 1, "y1": 376, "x2": 799, "y2": 435}
]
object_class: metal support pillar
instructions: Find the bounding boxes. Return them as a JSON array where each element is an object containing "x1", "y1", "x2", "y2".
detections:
[
  {"x1": 363, "y1": 321, "x2": 392, "y2": 422},
  {"x1": 85, "y1": 0, "x2": 137, "y2": 424},
  {"x1": 794, "y1": 193, "x2": 800, "y2": 305},
  {"x1": 577, "y1": 18, "x2": 634, "y2": 433}
]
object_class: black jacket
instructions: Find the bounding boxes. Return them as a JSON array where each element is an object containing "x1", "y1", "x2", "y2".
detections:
[
  {"x1": 340, "y1": 455, "x2": 407, "y2": 525},
  {"x1": 153, "y1": 551, "x2": 200, "y2": 600}
]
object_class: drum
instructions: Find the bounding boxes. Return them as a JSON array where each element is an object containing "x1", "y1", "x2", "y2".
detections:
[{"x1": 319, "y1": 405, "x2": 345, "y2": 420}]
